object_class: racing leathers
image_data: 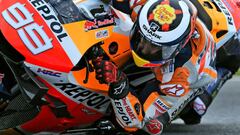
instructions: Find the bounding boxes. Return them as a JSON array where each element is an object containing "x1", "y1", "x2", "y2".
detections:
[{"x1": 94, "y1": 0, "x2": 218, "y2": 134}]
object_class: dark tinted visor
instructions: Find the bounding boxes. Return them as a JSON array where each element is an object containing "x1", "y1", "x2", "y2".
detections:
[{"x1": 130, "y1": 29, "x2": 179, "y2": 62}]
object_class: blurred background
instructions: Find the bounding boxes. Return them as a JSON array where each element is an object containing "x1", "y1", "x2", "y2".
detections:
[{"x1": 163, "y1": 71, "x2": 240, "y2": 135}]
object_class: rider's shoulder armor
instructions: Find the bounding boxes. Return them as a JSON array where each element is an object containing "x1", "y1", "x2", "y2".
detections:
[{"x1": 154, "y1": 19, "x2": 217, "y2": 86}]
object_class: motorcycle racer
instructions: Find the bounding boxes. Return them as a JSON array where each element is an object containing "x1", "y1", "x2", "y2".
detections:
[
  {"x1": 95, "y1": 0, "x2": 240, "y2": 134},
  {"x1": 0, "y1": 0, "x2": 239, "y2": 134}
]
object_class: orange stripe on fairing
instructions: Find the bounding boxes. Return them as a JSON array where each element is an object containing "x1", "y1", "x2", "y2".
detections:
[
  {"x1": 143, "y1": 92, "x2": 159, "y2": 112},
  {"x1": 202, "y1": 68, "x2": 217, "y2": 79},
  {"x1": 63, "y1": 21, "x2": 114, "y2": 56}
]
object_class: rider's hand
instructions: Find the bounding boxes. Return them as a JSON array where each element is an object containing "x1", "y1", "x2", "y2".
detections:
[
  {"x1": 93, "y1": 58, "x2": 129, "y2": 99},
  {"x1": 93, "y1": 59, "x2": 124, "y2": 84}
]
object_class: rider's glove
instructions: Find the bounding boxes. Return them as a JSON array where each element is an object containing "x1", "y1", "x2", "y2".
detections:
[{"x1": 93, "y1": 58, "x2": 129, "y2": 99}]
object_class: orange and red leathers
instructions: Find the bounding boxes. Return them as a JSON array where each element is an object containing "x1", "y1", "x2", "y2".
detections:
[{"x1": 103, "y1": 1, "x2": 217, "y2": 135}]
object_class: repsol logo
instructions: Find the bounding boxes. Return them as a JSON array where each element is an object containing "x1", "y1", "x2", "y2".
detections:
[
  {"x1": 54, "y1": 83, "x2": 110, "y2": 111},
  {"x1": 114, "y1": 99, "x2": 133, "y2": 125},
  {"x1": 171, "y1": 89, "x2": 201, "y2": 119},
  {"x1": 214, "y1": 0, "x2": 233, "y2": 26},
  {"x1": 143, "y1": 24, "x2": 162, "y2": 40},
  {"x1": 29, "y1": 0, "x2": 68, "y2": 42},
  {"x1": 37, "y1": 68, "x2": 61, "y2": 77},
  {"x1": 156, "y1": 99, "x2": 170, "y2": 110},
  {"x1": 122, "y1": 98, "x2": 137, "y2": 121}
]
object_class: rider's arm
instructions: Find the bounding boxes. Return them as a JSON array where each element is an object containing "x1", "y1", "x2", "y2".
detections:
[{"x1": 92, "y1": 57, "x2": 144, "y2": 132}]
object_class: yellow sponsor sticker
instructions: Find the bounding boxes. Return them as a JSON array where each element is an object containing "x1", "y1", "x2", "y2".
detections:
[{"x1": 153, "y1": 4, "x2": 176, "y2": 25}]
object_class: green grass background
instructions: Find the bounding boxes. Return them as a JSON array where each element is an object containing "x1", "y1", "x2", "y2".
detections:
[{"x1": 236, "y1": 69, "x2": 240, "y2": 76}]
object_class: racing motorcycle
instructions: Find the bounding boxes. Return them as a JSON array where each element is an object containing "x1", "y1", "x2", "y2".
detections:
[
  {"x1": 0, "y1": 0, "x2": 240, "y2": 135},
  {"x1": 0, "y1": 0, "x2": 150, "y2": 134}
]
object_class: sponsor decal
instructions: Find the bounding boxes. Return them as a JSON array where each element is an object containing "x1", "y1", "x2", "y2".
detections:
[
  {"x1": 113, "y1": 81, "x2": 126, "y2": 96},
  {"x1": 153, "y1": 99, "x2": 170, "y2": 114},
  {"x1": 2, "y1": 2, "x2": 53, "y2": 55},
  {"x1": 223, "y1": 0, "x2": 234, "y2": 12},
  {"x1": 96, "y1": 30, "x2": 109, "y2": 39},
  {"x1": 161, "y1": 84, "x2": 185, "y2": 97},
  {"x1": 37, "y1": 68, "x2": 62, "y2": 77},
  {"x1": 170, "y1": 88, "x2": 201, "y2": 119},
  {"x1": 54, "y1": 83, "x2": 110, "y2": 111},
  {"x1": 160, "y1": 60, "x2": 174, "y2": 74},
  {"x1": 146, "y1": 119, "x2": 163, "y2": 135},
  {"x1": 122, "y1": 98, "x2": 137, "y2": 121},
  {"x1": 84, "y1": 16, "x2": 115, "y2": 31},
  {"x1": 143, "y1": 24, "x2": 162, "y2": 40},
  {"x1": 214, "y1": 0, "x2": 234, "y2": 26},
  {"x1": 150, "y1": 22, "x2": 159, "y2": 32},
  {"x1": 193, "y1": 97, "x2": 206, "y2": 115},
  {"x1": 153, "y1": 4, "x2": 176, "y2": 25},
  {"x1": 114, "y1": 98, "x2": 133, "y2": 125},
  {"x1": 28, "y1": 0, "x2": 68, "y2": 42}
]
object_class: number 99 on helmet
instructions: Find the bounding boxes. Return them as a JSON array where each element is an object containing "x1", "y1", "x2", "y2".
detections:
[{"x1": 130, "y1": 0, "x2": 197, "y2": 67}]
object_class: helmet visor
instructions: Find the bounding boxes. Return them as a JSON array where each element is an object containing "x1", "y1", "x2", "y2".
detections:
[{"x1": 130, "y1": 29, "x2": 179, "y2": 62}]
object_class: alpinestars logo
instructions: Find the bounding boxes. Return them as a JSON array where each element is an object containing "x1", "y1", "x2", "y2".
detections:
[
  {"x1": 161, "y1": 84, "x2": 185, "y2": 97},
  {"x1": 193, "y1": 97, "x2": 206, "y2": 115},
  {"x1": 113, "y1": 81, "x2": 126, "y2": 95}
]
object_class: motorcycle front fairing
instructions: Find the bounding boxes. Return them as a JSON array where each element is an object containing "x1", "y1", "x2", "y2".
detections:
[{"x1": 0, "y1": 0, "x2": 133, "y2": 133}]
